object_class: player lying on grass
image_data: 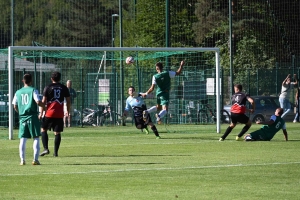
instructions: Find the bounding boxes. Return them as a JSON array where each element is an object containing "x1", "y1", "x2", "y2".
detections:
[
  {"x1": 244, "y1": 108, "x2": 288, "y2": 141},
  {"x1": 123, "y1": 86, "x2": 161, "y2": 139}
]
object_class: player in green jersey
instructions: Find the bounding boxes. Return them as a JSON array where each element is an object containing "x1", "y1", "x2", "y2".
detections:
[
  {"x1": 244, "y1": 108, "x2": 288, "y2": 141},
  {"x1": 12, "y1": 74, "x2": 45, "y2": 165},
  {"x1": 141, "y1": 60, "x2": 184, "y2": 124}
]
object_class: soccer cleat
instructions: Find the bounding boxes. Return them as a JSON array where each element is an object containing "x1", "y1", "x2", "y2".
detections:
[
  {"x1": 40, "y1": 149, "x2": 50, "y2": 156},
  {"x1": 20, "y1": 161, "x2": 26, "y2": 165},
  {"x1": 236, "y1": 136, "x2": 244, "y2": 141},
  {"x1": 244, "y1": 135, "x2": 252, "y2": 141},
  {"x1": 156, "y1": 136, "x2": 161, "y2": 139},
  {"x1": 155, "y1": 114, "x2": 162, "y2": 124},
  {"x1": 144, "y1": 127, "x2": 149, "y2": 135},
  {"x1": 293, "y1": 120, "x2": 297, "y2": 123},
  {"x1": 142, "y1": 110, "x2": 148, "y2": 121},
  {"x1": 219, "y1": 138, "x2": 224, "y2": 141},
  {"x1": 32, "y1": 160, "x2": 41, "y2": 165},
  {"x1": 53, "y1": 153, "x2": 58, "y2": 157}
]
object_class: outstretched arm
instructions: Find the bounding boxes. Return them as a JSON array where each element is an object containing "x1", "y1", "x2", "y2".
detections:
[
  {"x1": 141, "y1": 84, "x2": 155, "y2": 98},
  {"x1": 282, "y1": 74, "x2": 290, "y2": 86},
  {"x1": 175, "y1": 60, "x2": 185, "y2": 75}
]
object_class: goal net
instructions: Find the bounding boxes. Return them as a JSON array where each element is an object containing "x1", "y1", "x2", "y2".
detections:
[{"x1": 7, "y1": 46, "x2": 221, "y2": 139}]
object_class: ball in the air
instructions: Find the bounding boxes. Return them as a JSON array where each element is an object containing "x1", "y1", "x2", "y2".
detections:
[{"x1": 125, "y1": 56, "x2": 134, "y2": 64}]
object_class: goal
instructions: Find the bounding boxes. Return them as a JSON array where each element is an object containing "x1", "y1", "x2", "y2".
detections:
[{"x1": 7, "y1": 46, "x2": 221, "y2": 139}]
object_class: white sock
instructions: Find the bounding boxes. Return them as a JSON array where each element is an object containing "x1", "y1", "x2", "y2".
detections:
[
  {"x1": 19, "y1": 138, "x2": 27, "y2": 162},
  {"x1": 158, "y1": 110, "x2": 167, "y2": 119},
  {"x1": 147, "y1": 106, "x2": 157, "y2": 113},
  {"x1": 33, "y1": 138, "x2": 40, "y2": 161}
]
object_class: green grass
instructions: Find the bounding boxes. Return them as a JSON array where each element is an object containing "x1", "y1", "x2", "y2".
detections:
[{"x1": 0, "y1": 123, "x2": 300, "y2": 200}]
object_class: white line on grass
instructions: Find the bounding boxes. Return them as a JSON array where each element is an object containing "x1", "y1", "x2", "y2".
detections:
[{"x1": 1, "y1": 161, "x2": 300, "y2": 177}]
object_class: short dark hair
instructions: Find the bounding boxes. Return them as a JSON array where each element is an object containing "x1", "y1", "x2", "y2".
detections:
[
  {"x1": 234, "y1": 84, "x2": 243, "y2": 91},
  {"x1": 129, "y1": 86, "x2": 135, "y2": 91},
  {"x1": 156, "y1": 62, "x2": 163, "y2": 70},
  {"x1": 277, "y1": 108, "x2": 284, "y2": 115},
  {"x1": 51, "y1": 71, "x2": 61, "y2": 82},
  {"x1": 23, "y1": 74, "x2": 32, "y2": 84}
]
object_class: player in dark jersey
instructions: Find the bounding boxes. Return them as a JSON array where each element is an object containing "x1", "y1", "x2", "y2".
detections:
[
  {"x1": 39, "y1": 71, "x2": 70, "y2": 157},
  {"x1": 219, "y1": 84, "x2": 256, "y2": 141},
  {"x1": 244, "y1": 108, "x2": 288, "y2": 141},
  {"x1": 141, "y1": 61, "x2": 184, "y2": 124}
]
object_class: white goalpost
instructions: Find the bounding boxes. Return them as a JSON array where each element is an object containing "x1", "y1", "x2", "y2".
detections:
[{"x1": 8, "y1": 46, "x2": 221, "y2": 140}]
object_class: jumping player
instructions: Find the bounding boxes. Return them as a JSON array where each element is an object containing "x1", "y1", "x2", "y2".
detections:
[{"x1": 140, "y1": 61, "x2": 184, "y2": 124}]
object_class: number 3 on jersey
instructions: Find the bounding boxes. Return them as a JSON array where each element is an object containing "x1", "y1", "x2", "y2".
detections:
[{"x1": 54, "y1": 89, "x2": 61, "y2": 99}]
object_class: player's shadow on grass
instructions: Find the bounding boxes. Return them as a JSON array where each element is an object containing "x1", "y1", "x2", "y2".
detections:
[
  {"x1": 162, "y1": 136, "x2": 218, "y2": 140},
  {"x1": 64, "y1": 162, "x2": 164, "y2": 166},
  {"x1": 66, "y1": 154, "x2": 191, "y2": 158}
]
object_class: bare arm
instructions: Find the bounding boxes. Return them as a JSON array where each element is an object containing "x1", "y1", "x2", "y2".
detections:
[
  {"x1": 38, "y1": 96, "x2": 47, "y2": 119},
  {"x1": 175, "y1": 60, "x2": 185, "y2": 76},
  {"x1": 13, "y1": 105, "x2": 18, "y2": 113},
  {"x1": 247, "y1": 97, "x2": 255, "y2": 113},
  {"x1": 141, "y1": 84, "x2": 155, "y2": 98},
  {"x1": 145, "y1": 84, "x2": 155, "y2": 95},
  {"x1": 282, "y1": 129, "x2": 288, "y2": 141},
  {"x1": 36, "y1": 100, "x2": 45, "y2": 109},
  {"x1": 282, "y1": 74, "x2": 290, "y2": 86}
]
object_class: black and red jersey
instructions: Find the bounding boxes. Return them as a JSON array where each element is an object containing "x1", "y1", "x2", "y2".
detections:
[
  {"x1": 43, "y1": 83, "x2": 70, "y2": 118},
  {"x1": 230, "y1": 92, "x2": 249, "y2": 114}
]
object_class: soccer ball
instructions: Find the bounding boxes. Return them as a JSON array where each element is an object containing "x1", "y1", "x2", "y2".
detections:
[{"x1": 125, "y1": 56, "x2": 134, "y2": 64}]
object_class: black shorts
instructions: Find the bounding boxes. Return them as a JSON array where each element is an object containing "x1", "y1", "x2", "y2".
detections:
[
  {"x1": 42, "y1": 117, "x2": 64, "y2": 132},
  {"x1": 134, "y1": 114, "x2": 152, "y2": 129},
  {"x1": 230, "y1": 113, "x2": 249, "y2": 124}
]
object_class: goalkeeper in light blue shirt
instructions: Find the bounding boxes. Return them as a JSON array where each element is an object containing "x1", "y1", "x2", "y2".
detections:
[{"x1": 123, "y1": 86, "x2": 161, "y2": 139}]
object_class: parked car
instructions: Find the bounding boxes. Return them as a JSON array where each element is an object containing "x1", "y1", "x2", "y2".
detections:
[{"x1": 223, "y1": 96, "x2": 295, "y2": 122}]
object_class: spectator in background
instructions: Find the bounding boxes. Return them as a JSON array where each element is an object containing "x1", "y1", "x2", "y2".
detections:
[
  {"x1": 293, "y1": 87, "x2": 300, "y2": 123},
  {"x1": 64, "y1": 80, "x2": 77, "y2": 127},
  {"x1": 279, "y1": 74, "x2": 298, "y2": 119},
  {"x1": 12, "y1": 74, "x2": 45, "y2": 165}
]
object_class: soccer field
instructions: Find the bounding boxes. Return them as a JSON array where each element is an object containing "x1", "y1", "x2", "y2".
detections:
[{"x1": 0, "y1": 123, "x2": 300, "y2": 200}]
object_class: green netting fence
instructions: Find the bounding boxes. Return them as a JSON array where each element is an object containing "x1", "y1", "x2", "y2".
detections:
[{"x1": 1, "y1": 47, "x2": 300, "y2": 129}]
